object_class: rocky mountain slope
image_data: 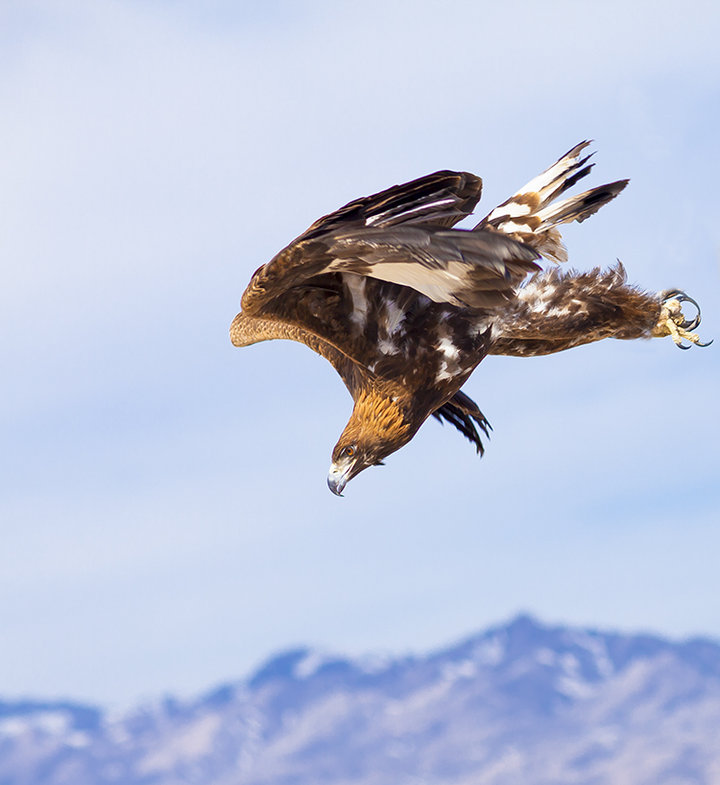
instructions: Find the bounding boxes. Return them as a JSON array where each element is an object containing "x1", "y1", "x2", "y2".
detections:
[{"x1": 3, "y1": 615, "x2": 720, "y2": 784}]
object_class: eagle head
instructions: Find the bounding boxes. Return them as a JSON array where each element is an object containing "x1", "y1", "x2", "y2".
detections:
[
  {"x1": 327, "y1": 391, "x2": 415, "y2": 496},
  {"x1": 327, "y1": 441, "x2": 386, "y2": 496}
]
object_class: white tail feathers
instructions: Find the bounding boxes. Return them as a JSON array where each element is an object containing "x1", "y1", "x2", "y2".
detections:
[{"x1": 477, "y1": 141, "x2": 628, "y2": 263}]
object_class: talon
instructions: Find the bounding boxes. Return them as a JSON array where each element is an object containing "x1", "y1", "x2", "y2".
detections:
[
  {"x1": 661, "y1": 288, "x2": 685, "y2": 299},
  {"x1": 654, "y1": 291, "x2": 711, "y2": 349},
  {"x1": 672, "y1": 293, "x2": 702, "y2": 330}
]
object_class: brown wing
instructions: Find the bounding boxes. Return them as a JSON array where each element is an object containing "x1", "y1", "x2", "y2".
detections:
[
  {"x1": 230, "y1": 311, "x2": 366, "y2": 394},
  {"x1": 241, "y1": 169, "x2": 485, "y2": 317},
  {"x1": 241, "y1": 170, "x2": 539, "y2": 317}
]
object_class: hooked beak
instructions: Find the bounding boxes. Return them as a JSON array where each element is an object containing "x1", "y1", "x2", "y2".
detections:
[{"x1": 327, "y1": 463, "x2": 352, "y2": 496}]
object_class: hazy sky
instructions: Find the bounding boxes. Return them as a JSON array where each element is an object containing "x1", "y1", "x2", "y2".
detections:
[{"x1": 1, "y1": 0, "x2": 719, "y2": 708}]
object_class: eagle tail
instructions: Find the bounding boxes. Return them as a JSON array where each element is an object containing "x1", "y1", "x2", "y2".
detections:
[
  {"x1": 432, "y1": 391, "x2": 491, "y2": 455},
  {"x1": 534, "y1": 179, "x2": 629, "y2": 229},
  {"x1": 476, "y1": 141, "x2": 629, "y2": 263}
]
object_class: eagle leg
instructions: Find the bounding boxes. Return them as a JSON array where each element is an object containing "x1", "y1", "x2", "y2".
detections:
[{"x1": 652, "y1": 291, "x2": 713, "y2": 349}]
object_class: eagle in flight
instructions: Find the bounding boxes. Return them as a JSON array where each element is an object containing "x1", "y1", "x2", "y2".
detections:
[{"x1": 231, "y1": 142, "x2": 708, "y2": 495}]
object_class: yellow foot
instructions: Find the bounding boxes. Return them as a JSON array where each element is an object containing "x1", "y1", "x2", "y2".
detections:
[{"x1": 652, "y1": 290, "x2": 712, "y2": 349}]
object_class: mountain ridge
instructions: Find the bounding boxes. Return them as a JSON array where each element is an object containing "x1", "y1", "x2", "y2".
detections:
[{"x1": 3, "y1": 614, "x2": 720, "y2": 785}]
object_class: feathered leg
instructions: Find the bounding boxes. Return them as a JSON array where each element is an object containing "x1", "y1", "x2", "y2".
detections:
[{"x1": 489, "y1": 264, "x2": 710, "y2": 357}]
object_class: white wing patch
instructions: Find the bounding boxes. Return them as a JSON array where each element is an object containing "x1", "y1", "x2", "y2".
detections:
[
  {"x1": 434, "y1": 327, "x2": 462, "y2": 382},
  {"x1": 378, "y1": 337, "x2": 399, "y2": 355},
  {"x1": 360, "y1": 260, "x2": 469, "y2": 306},
  {"x1": 437, "y1": 336, "x2": 459, "y2": 360},
  {"x1": 342, "y1": 273, "x2": 368, "y2": 328},
  {"x1": 519, "y1": 160, "x2": 571, "y2": 198},
  {"x1": 383, "y1": 298, "x2": 406, "y2": 336},
  {"x1": 492, "y1": 220, "x2": 533, "y2": 235},
  {"x1": 516, "y1": 142, "x2": 589, "y2": 200},
  {"x1": 486, "y1": 200, "x2": 533, "y2": 222}
]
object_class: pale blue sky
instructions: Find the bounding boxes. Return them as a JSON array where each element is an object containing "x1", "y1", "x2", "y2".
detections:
[{"x1": 1, "y1": 0, "x2": 718, "y2": 708}]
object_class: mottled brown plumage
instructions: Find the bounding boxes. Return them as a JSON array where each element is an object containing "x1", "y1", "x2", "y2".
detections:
[{"x1": 231, "y1": 142, "x2": 709, "y2": 494}]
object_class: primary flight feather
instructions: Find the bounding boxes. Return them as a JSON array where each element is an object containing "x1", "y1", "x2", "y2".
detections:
[{"x1": 231, "y1": 142, "x2": 709, "y2": 495}]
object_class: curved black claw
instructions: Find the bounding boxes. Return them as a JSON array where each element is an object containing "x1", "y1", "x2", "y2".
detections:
[
  {"x1": 675, "y1": 294, "x2": 702, "y2": 331},
  {"x1": 659, "y1": 289, "x2": 712, "y2": 348},
  {"x1": 661, "y1": 289, "x2": 703, "y2": 331}
]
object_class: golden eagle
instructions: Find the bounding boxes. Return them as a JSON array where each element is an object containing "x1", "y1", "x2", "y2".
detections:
[{"x1": 231, "y1": 142, "x2": 708, "y2": 495}]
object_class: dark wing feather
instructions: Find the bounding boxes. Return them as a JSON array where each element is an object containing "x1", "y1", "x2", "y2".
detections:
[
  {"x1": 432, "y1": 390, "x2": 492, "y2": 454},
  {"x1": 535, "y1": 180, "x2": 629, "y2": 227},
  {"x1": 300, "y1": 170, "x2": 483, "y2": 239}
]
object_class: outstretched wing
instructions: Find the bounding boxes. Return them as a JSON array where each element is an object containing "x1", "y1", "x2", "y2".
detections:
[{"x1": 241, "y1": 171, "x2": 539, "y2": 317}]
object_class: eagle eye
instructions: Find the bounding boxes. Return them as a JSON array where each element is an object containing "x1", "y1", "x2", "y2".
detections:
[{"x1": 342, "y1": 445, "x2": 356, "y2": 459}]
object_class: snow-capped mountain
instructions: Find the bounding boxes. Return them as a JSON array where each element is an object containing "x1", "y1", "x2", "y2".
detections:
[{"x1": 3, "y1": 615, "x2": 720, "y2": 785}]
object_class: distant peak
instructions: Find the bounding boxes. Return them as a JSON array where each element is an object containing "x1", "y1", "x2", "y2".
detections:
[
  {"x1": 248, "y1": 648, "x2": 311, "y2": 688},
  {"x1": 507, "y1": 613, "x2": 543, "y2": 630}
]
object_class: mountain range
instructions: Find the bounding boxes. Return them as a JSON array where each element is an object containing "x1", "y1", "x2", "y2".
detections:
[{"x1": 3, "y1": 615, "x2": 720, "y2": 785}]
